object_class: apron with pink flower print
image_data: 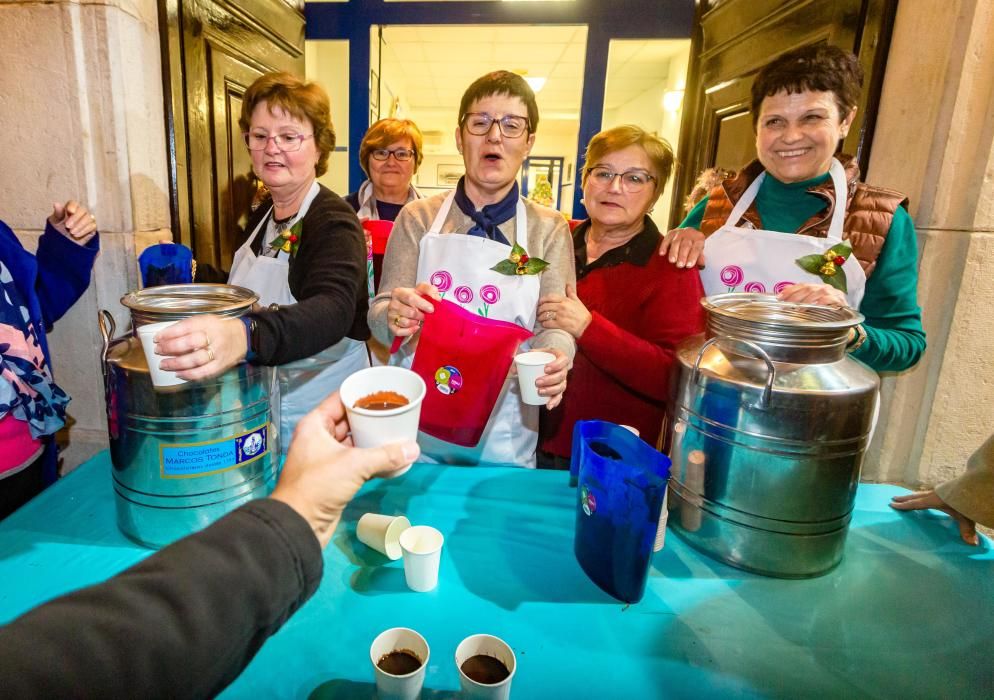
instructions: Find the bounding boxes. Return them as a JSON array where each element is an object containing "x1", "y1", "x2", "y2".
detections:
[
  {"x1": 392, "y1": 191, "x2": 540, "y2": 468},
  {"x1": 700, "y1": 158, "x2": 866, "y2": 309}
]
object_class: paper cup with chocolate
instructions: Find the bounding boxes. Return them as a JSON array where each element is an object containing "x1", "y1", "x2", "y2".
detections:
[{"x1": 340, "y1": 366, "x2": 426, "y2": 474}]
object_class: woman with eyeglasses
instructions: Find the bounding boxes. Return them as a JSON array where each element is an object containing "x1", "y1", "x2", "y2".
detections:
[
  {"x1": 536, "y1": 125, "x2": 706, "y2": 468},
  {"x1": 154, "y1": 72, "x2": 369, "y2": 452},
  {"x1": 346, "y1": 119, "x2": 424, "y2": 223},
  {"x1": 368, "y1": 70, "x2": 575, "y2": 468}
]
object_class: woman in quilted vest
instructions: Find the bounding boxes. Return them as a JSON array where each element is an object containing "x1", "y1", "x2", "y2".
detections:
[{"x1": 661, "y1": 44, "x2": 925, "y2": 373}]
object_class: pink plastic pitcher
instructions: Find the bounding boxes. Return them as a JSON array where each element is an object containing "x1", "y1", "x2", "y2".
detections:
[
  {"x1": 410, "y1": 297, "x2": 532, "y2": 447},
  {"x1": 362, "y1": 220, "x2": 394, "y2": 291}
]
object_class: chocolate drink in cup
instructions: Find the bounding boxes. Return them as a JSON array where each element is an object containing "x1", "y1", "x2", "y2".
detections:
[
  {"x1": 377, "y1": 649, "x2": 422, "y2": 675},
  {"x1": 355, "y1": 390, "x2": 409, "y2": 411},
  {"x1": 461, "y1": 654, "x2": 511, "y2": 684}
]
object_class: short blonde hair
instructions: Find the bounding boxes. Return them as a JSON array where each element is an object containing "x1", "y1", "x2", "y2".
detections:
[
  {"x1": 359, "y1": 119, "x2": 425, "y2": 176},
  {"x1": 582, "y1": 125, "x2": 674, "y2": 200},
  {"x1": 239, "y1": 72, "x2": 335, "y2": 177}
]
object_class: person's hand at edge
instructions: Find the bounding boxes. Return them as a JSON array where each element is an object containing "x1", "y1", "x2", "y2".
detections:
[
  {"x1": 658, "y1": 227, "x2": 706, "y2": 268},
  {"x1": 271, "y1": 391, "x2": 420, "y2": 547},
  {"x1": 533, "y1": 346, "x2": 570, "y2": 410},
  {"x1": 49, "y1": 200, "x2": 97, "y2": 244},
  {"x1": 890, "y1": 490, "x2": 979, "y2": 545}
]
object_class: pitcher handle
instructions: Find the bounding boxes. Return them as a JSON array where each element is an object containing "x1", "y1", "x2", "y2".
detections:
[
  {"x1": 98, "y1": 309, "x2": 117, "y2": 364},
  {"x1": 692, "y1": 336, "x2": 775, "y2": 410}
]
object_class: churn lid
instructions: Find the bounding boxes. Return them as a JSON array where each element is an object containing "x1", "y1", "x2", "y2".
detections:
[
  {"x1": 121, "y1": 284, "x2": 259, "y2": 325},
  {"x1": 701, "y1": 293, "x2": 864, "y2": 363}
]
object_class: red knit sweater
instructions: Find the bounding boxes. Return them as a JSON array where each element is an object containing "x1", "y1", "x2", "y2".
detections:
[{"x1": 540, "y1": 220, "x2": 705, "y2": 459}]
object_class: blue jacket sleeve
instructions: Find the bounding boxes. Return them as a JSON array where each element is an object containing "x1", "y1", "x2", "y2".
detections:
[{"x1": 34, "y1": 222, "x2": 99, "y2": 327}]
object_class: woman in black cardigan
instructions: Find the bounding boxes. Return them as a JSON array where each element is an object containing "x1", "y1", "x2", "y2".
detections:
[{"x1": 154, "y1": 73, "x2": 369, "y2": 451}]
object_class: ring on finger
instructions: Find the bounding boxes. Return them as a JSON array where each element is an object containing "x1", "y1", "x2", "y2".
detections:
[
  {"x1": 205, "y1": 345, "x2": 215, "y2": 362},
  {"x1": 394, "y1": 315, "x2": 404, "y2": 327}
]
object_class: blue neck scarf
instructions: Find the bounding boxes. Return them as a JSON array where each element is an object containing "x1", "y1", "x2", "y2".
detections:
[{"x1": 453, "y1": 177, "x2": 518, "y2": 246}]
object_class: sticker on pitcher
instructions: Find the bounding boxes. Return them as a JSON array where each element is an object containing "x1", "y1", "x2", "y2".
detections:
[
  {"x1": 581, "y1": 485, "x2": 597, "y2": 516},
  {"x1": 434, "y1": 365, "x2": 463, "y2": 395}
]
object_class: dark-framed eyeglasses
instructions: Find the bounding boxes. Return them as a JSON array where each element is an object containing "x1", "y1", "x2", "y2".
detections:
[
  {"x1": 244, "y1": 132, "x2": 313, "y2": 152},
  {"x1": 371, "y1": 148, "x2": 416, "y2": 162},
  {"x1": 461, "y1": 112, "x2": 530, "y2": 138},
  {"x1": 587, "y1": 166, "x2": 657, "y2": 193}
]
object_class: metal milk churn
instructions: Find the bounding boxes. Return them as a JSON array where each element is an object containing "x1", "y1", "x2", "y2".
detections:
[
  {"x1": 667, "y1": 293, "x2": 879, "y2": 578},
  {"x1": 100, "y1": 284, "x2": 280, "y2": 548}
]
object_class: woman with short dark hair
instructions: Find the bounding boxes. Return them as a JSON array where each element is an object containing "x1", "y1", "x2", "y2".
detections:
[
  {"x1": 368, "y1": 70, "x2": 575, "y2": 467},
  {"x1": 662, "y1": 44, "x2": 925, "y2": 373}
]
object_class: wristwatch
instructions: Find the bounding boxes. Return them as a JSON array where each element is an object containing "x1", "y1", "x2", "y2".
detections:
[
  {"x1": 241, "y1": 316, "x2": 259, "y2": 361},
  {"x1": 846, "y1": 323, "x2": 867, "y2": 353}
]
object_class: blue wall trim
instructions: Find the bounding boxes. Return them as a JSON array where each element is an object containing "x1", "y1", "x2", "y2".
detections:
[{"x1": 304, "y1": 0, "x2": 694, "y2": 208}]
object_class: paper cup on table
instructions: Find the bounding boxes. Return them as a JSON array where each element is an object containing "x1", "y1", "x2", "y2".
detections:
[
  {"x1": 339, "y1": 366, "x2": 426, "y2": 476},
  {"x1": 136, "y1": 321, "x2": 186, "y2": 389},
  {"x1": 399, "y1": 525, "x2": 443, "y2": 592},
  {"x1": 455, "y1": 633, "x2": 517, "y2": 700},
  {"x1": 357, "y1": 513, "x2": 411, "y2": 560},
  {"x1": 370, "y1": 627, "x2": 429, "y2": 700},
  {"x1": 514, "y1": 351, "x2": 555, "y2": 406}
]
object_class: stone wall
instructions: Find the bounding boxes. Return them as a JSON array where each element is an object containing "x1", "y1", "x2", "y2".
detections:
[
  {"x1": 0, "y1": 0, "x2": 171, "y2": 468},
  {"x1": 863, "y1": 0, "x2": 994, "y2": 486}
]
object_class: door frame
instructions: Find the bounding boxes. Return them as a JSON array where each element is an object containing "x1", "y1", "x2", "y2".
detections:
[{"x1": 304, "y1": 0, "x2": 694, "y2": 218}]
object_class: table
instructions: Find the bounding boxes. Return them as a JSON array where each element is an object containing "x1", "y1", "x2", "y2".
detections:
[{"x1": 1, "y1": 452, "x2": 992, "y2": 699}]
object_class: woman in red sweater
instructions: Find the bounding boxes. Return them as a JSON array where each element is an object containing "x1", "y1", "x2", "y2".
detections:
[{"x1": 537, "y1": 125, "x2": 705, "y2": 468}]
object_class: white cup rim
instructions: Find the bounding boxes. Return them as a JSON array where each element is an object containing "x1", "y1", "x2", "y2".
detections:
[
  {"x1": 370, "y1": 627, "x2": 430, "y2": 679},
  {"x1": 341, "y1": 367, "x2": 427, "y2": 418},
  {"x1": 514, "y1": 350, "x2": 555, "y2": 367},
  {"x1": 399, "y1": 525, "x2": 444, "y2": 556},
  {"x1": 455, "y1": 633, "x2": 517, "y2": 687}
]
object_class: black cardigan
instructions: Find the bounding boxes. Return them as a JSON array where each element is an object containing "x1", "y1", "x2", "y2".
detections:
[
  {"x1": 243, "y1": 184, "x2": 369, "y2": 365},
  {"x1": 0, "y1": 499, "x2": 323, "y2": 698}
]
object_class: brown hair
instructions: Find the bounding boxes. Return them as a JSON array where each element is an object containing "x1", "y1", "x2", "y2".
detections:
[
  {"x1": 359, "y1": 118, "x2": 425, "y2": 176},
  {"x1": 458, "y1": 70, "x2": 539, "y2": 135},
  {"x1": 239, "y1": 72, "x2": 336, "y2": 177},
  {"x1": 581, "y1": 125, "x2": 674, "y2": 200},
  {"x1": 750, "y1": 44, "x2": 863, "y2": 126}
]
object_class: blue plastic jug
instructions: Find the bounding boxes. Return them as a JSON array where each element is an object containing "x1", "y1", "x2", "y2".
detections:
[
  {"x1": 572, "y1": 420, "x2": 671, "y2": 603},
  {"x1": 139, "y1": 243, "x2": 194, "y2": 287}
]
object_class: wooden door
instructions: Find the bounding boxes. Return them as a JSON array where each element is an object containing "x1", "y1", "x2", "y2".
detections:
[
  {"x1": 160, "y1": 0, "x2": 304, "y2": 270},
  {"x1": 671, "y1": 0, "x2": 897, "y2": 227}
]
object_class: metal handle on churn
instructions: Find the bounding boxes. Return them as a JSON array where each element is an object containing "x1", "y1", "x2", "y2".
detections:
[{"x1": 691, "y1": 336, "x2": 776, "y2": 409}]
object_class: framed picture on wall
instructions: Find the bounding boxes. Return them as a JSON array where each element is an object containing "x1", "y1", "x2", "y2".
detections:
[{"x1": 437, "y1": 163, "x2": 464, "y2": 186}]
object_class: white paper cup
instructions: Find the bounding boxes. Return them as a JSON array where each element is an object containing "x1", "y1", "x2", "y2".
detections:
[
  {"x1": 399, "y1": 525, "x2": 443, "y2": 592},
  {"x1": 137, "y1": 321, "x2": 187, "y2": 389},
  {"x1": 514, "y1": 351, "x2": 555, "y2": 406},
  {"x1": 339, "y1": 366, "x2": 426, "y2": 476},
  {"x1": 357, "y1": 513, "x2": 411, "y2": 560},
  {"x1": 370, "y1": 627, "x2": 429, "y2": 700},
  {"x1": 455, "y1": 634, "x2": 517, "y2": 700}
]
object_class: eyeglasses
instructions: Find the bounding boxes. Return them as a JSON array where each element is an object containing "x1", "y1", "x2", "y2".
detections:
[
  {"x1": 371, "y1": 148, "x2": 416, "y2": 162},
  {"x1": 461, "y1": 112, "x2": 530, "y2": 138},
  {"x1": 244, "y1": 132, "x2": 313, "y2": 152},
  {"x1": 587, "y1": 166, "x2": 657, "y2": 193}
]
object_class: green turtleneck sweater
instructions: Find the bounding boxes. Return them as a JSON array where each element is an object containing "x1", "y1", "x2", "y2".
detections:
[{"x1": 681, "y1": 172, "x2": 926, "y2": 373}]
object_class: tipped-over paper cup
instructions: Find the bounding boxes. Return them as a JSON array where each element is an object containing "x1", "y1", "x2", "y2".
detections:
[
  {"x1": 455, "y1": 633, "x2": 517, "y2": 700},
  {"x1": 339, "y1": 366, "x2": 426, "y2": 475},
  {"x1": 514, "y1": 351, "x2": 555, "y2": 406},
  {"x1": 357, "y1": 513, "x2": 411, "y2": 560},
  {"x1": 137, "y1": 321, "x2": 186, "y2": 389},
  {"x1": 399, "y1": 525, "x2": 443, "y2": 593},
  {"x1": 370, "y1": 627, "x2": 429, "y2": 700}
]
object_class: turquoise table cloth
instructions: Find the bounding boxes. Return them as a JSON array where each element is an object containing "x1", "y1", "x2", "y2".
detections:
[{"x1": 1, "y1": 452, "x2": 992, "y2": 698}]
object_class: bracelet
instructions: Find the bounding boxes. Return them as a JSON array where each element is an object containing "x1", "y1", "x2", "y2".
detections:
[{"x1": 846, "y1": 323, "x2": 867, "y2": 353}]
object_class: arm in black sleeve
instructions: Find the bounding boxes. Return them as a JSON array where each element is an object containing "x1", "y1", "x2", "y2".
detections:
[
  {"x1": 249, "y1": 186, "x2": 369, "y2": 365},
  {"x1": 0, "y1": 498, "x2": 323, "y2": 699}
]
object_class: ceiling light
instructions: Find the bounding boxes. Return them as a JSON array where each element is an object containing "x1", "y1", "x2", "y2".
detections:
[
  {"x1": 662, "y1": 89, "x2": 684, "y2": 113},
  {"x1": 524, "y1": 76, "x2": 547, "y2": 93}
]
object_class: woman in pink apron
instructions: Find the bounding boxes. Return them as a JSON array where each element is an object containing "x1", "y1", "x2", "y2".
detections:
[
  {"x1": 368, "y1": 71, "x2": 576, "y2": 468},
  {"x1": 661, "y1": 44, "x2": 925, "y2": 373},
  {"x1": 154, "y1": 73, "x2": 370, "y2": 452}
]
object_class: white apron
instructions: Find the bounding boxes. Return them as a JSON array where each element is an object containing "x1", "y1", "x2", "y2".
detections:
[
  {"x1": 393, "y1": 191, "x2": 541, "y2": 467},
  {"x1": 700, "y1": 158, "x2": 866, "y2": 309},
  {"x1": 230, "y1": 181, "x2": 370, "y2": 453}
]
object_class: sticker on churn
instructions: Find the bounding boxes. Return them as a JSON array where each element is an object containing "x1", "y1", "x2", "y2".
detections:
[
  {"x1": 159, "y1": 424, "x2": 269, "y2": 478},
  {"x1": 581, "y1": 485, "x2": 597, "y2": 516},
  {"x1": 434, "y1": 365, "x2": 463, "y2": 395}
]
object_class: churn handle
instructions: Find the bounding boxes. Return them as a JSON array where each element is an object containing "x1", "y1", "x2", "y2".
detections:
[
  {"x1": 692, "y1": 336, "x2": 776, "y2": 409},
  {"x1": 98, "y1": 309, "x2": 117, "y2": 363}
]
